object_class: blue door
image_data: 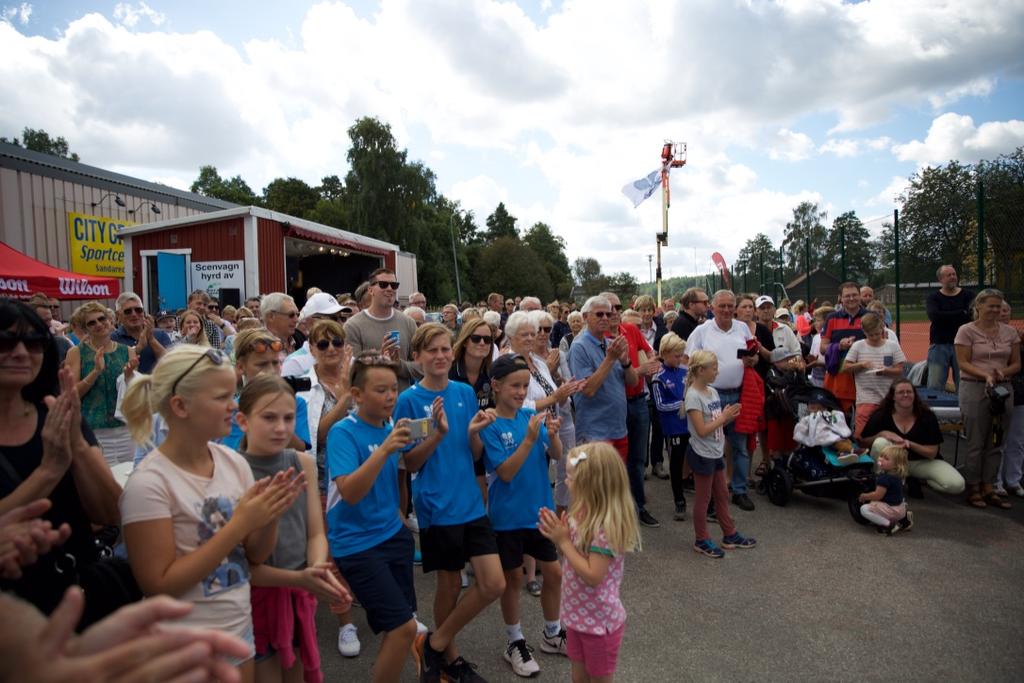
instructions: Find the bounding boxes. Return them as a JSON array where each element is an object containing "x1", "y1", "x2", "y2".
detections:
[{"x1": 156, "y1": 252, "x2": 188, "y2": 311}]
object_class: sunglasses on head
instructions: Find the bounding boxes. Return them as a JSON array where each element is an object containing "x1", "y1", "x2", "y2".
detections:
[
  {"x1": 469, "y1": 334, "x2": 493, "y2": 345},
  {"x1": 123, "y1": 306, "x2": 145, "y2": 315},
  {"x1": 85, "y1": 315, "x2": 108, "y2": 328},
  {"x1": 172, "y1": 349, "x2": 226, "y2": 396},
  {"x1": 371, "y1": 281, "x2": 401, "y2": 290},
  {"x1": 250, "y1": 339, "x2": 284, "y2": 354},
  {"x1": 0, "y1": 332, "x2": 48, "y2": 354},
  {"x1": 315, "y1": 337, "x2": 345, "y2": 351}
]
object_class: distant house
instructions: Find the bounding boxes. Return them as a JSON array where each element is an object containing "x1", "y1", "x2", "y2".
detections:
[{"x1": 785, "y1": 268, "x2": 843, "y2": 306}]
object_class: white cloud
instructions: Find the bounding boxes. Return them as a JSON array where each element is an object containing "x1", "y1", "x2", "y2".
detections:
[
  {"x1": 1, "y1": 2, "x2": 31, "y2": 25},
  {"x1": 892, "y1": 113, "x2": 1024, "y2": 165},
  {"x1": 1, "y1": 0, "x2": 1022, "y2": 281},
  {"x1": 865, "y1": 176, "x2": 910, "y2": 210},
  {"x1": 113, "y1": 2, "x2": 165, "y2": 29},
  {"x1": 768, "y1": 128, "x2": 814, "y2": 161}
]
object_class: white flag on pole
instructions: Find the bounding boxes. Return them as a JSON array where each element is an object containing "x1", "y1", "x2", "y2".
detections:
[{"x1": 621, "y1": 167, "x2": 664, "y2": 208}]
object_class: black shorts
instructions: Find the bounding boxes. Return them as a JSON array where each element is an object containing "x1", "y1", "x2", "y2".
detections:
[
  {"x1": 495, "y1": 528, "x2": 558, "y2": 570},
  {"x1": 334, "y1": 526, "x2": 416, "y2": 634},
  {"x1": 473, "y1": 456, "x2": 486, "y2": 477},
  {"x1": 685, "y1": 444, "x2": 725, "y2": 476},
  {"x1": 420, "y1": 515, "x2": 499, "y2": 573}
]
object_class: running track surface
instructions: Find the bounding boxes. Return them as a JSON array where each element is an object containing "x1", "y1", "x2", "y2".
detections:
[{"x1": 897, "y1": 319, "x2": 1024, "y2": 362}]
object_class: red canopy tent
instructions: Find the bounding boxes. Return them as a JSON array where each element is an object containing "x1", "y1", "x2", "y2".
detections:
[{"x1": 0, "y1": 241, "x2": 120, "y2": 300}]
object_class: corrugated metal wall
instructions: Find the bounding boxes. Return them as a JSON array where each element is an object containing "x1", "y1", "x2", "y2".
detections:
[
  {"x1": 257, "y1": 218, "x2": 286, "y2": 293},
  {"x1": 0, "y1": 166, "x2": 206, "y2": 274}
]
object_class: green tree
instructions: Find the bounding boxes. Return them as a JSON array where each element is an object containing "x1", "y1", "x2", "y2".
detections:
[
  {"x1": 976, "y1": 146, "x2": 1024, "y2": 292},
  {"x1": 605, "y1": 272, "x2": 640, "y2": 300},
  {"x1": 823, "y1": 211, "x2": 873, "y2": 283},
  {"x1": 344, "y1": 116, "x2": 436, "y2": 251},
  {"x1": 573, "y1": 257, "x2": 608, "y2": 296},
  {"x1": 523, "y1": 222, "x2": 572, "y2": 299},
  {"x1": 262, "y1": 177, "x2": 320, "y2": 218},
  {"x1": 897, "y1": 160, "x2": 975, "y2": 282},
  {"x1": 318, "y1": 175, "x2": 345, "y2": 202},
  {"x1": 782, "y1": 201, "x2": 828, "y2": 276},
  {"x1": 484, "y1": 203, "x2": 518, "y2": 241},
  {"x1": 734, "y1": 233, "x2": 776, "y2": 291},
  {"x1": 190, "y1": 165, "x2": 260, "y2": 205},
  {"x1": 475, "y1": 237, "x2": 553, "y2": 301},
  {"x1": 1, "y1": 127, "x2": 80, "y2": 161},
  {"x1": 868, "y1": 222, "x2": 895, "y2": 288}
]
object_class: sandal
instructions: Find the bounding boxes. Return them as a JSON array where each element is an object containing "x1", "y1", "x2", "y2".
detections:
[
  {"x1": 984, "y1": 493, "x2": 1012, "y2": 509},
  {"x1": 967, "y1": 490, "x2": 987, "y2": 509}
]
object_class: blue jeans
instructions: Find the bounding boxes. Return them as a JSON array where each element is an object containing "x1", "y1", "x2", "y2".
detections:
[
  {"x1": 927, "y1": 343, "x2": 960, "y2": 391},
  {"x1": 626, "y1": 395, "x2": 650, "y2": 510},
  {"x1": 717, "y1": 389, "x2": 749, "y2": 495}
]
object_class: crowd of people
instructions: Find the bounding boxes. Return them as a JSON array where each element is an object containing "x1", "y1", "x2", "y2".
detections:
[{"x1": 1, "y1": 262, "x2": 1020, "y2": 682}]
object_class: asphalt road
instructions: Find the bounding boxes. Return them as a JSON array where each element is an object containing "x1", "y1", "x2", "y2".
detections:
[{"x1": 318, "y1": 438, "x2": 1024, "y2": 682}]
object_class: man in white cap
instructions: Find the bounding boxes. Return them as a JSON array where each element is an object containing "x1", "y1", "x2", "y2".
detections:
[
  {"x1": 282, "y1": 292, "x2": 344, "y2": 377},
  {"x1": 755, "y1": 295, "x2": 801, "y2": 359}
]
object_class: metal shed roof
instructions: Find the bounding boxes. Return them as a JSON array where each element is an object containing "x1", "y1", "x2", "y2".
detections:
[{"x1": 0, "y1": 142, "x2": 236, "y2": 212}]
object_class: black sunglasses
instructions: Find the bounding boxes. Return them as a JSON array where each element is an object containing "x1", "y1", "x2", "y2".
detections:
[
  {"x1": 591, "y1": 311, "x2": 611, "y2": 318},
  {"x1": 171, "y1": 349, "x2": 226, "y2": 396},
  {"x1": 0, "y1": 332, "x2": 48, "y2": 354},
  {"x1": 85, "y1": 315, "x2": 108, "y2": 328},
  {"x1": 539, "y1": 326, "x2": 552, "y2": 333},
  {"x1": 123, "y1": 306, "x2": 145, "y2": 315},
  {"x1": 315, "y1": 338, "x2": 345, "y2": 351},
  {"x1": 207, "y1": 304, "x2": 220, "y2": 311},
  {"x1": 469, "y1": 334, "x2": 493, "y2": 345},
  {"x1": 371, "y1": 281, "x2": 401, "y2": 290},
  {"x1": 611, "y1": 304, "x2": 624, "y2": 312}
]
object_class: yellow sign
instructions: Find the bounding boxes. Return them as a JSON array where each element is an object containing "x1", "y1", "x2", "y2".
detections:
[{"x1": 67, "y1": 212, "x2": 134, "y2": 277}]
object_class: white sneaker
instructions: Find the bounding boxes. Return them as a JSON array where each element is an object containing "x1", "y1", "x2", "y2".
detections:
[
  {"x1": 1009, "y1": 485, "x2": 1024, "y2": 498},
  {"x1": 406, "y1": 512, "x2": 420, "y2": 533},
  {"x1": 539, "y1": 628, "x2": 568, "y2": 656},
  {"x1": 337, "y1": 624, "x2": 360, "y2": 658},
  {"x1": 994, "y1": 485, "x2": 1008, "y2": 497},
  {"x1": 504, "y1": 639, "x2": 540, "y2": 677}
]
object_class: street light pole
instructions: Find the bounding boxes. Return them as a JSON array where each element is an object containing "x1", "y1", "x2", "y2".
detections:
[
  {"x1": 449, "y1": 212, "x2": 463, "y2": 304},
  {"x1": 648, "y1": 254, "x2": 653, "y2": 284}
]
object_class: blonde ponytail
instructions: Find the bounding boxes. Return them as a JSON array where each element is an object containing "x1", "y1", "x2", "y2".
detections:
[
  {"x1": 122, "y1": 374, "x2": 156, "y2": 445},
  {"x1": 121, "y1": 344, "x2": 235, "y2": 445}
]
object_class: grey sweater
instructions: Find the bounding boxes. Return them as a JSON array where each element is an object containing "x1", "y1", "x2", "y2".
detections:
[{"x1": 343, "y1": 309, "x2": 422, "y2": 390}]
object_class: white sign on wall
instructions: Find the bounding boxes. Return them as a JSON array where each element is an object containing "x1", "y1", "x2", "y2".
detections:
[{"x1": 191, "y1": 260, "x2": 245, "y2": 298}]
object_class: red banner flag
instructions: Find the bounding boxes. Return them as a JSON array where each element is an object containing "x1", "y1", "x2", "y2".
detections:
[{"x1": 711, "y1": 252, "x2": 732, "y2": 289}]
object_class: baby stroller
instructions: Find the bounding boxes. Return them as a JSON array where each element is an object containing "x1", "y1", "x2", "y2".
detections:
[{"x1": 760, "y1": 377, "x2": 876, "y2": 525}]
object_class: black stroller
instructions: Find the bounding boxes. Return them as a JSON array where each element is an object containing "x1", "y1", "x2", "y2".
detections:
[{"x1": 760, "y1": 376, "x2": 876, "y2": 525}]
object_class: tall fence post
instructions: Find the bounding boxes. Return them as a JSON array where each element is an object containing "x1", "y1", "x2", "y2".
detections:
[
  {"x1": 743, "y1": 268, "x2": 748, "y2": 294},
  {"x1": 778, "y1": 246, "x2": 784, "y2": 295},
  {"x1": 894, "y1": 209, "x2": 901, "y2": 341},
  {"x1": 804, "y1": 237, "x2": 811, "y2": 306},
  {"x1": 760, "y1": 250, "x2": 766, "y2": 295},
  {"x1": 977, "y1": 180, "x2": 986, "y2": 289},
  {"x1": 840, "y1": 221, "x2": 847, "y2": 283}
]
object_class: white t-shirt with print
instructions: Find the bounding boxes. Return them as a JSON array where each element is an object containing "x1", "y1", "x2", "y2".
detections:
[{"x1": 120, "y1": 442, "x2": 256, "y2": 638}]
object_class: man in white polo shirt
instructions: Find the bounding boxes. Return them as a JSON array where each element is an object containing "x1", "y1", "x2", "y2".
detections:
[{"x1": 686, "y1": 289, "x2": 758, "y2": 511}]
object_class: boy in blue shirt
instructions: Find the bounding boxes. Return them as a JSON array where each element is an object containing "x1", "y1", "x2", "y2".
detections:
[
  {"x1": 398, "y1": 323, "x2": 506, "y2": 683},
  {"x1": 479, "y1": 354, "x2": 566, "y2": 677},
  {"x1": 327, "y1": 353, "x2": 415, "y2": 682}
]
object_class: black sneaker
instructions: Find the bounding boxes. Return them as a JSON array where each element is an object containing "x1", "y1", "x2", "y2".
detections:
[
  {"x1": 900, "y1": 510, "x2": 914, "y2": 532},
  {"x1": 638, "y1": 508, "x2": 660, "y2": 528},
  {"x1": 732, "y1": 493, "x2": 755, "y2": 511},
  {"x1": 444, "y1": 656, "x2": 488, "y2": 682},
  {"x1": 673, "y1": 501, "x2": 687, "y2": 521},
  {"x1": 414, "y1": 631, "x2": 446, "y2": 683}
]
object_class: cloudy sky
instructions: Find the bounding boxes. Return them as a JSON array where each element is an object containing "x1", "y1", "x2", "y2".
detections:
[{"x1": 3, "y1": 0, "x2": 1023, "y2": 281}]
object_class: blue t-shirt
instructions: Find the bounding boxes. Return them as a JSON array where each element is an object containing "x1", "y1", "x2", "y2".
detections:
[
  {"x1": 651, "y1": 364, "x2": 689, "y2": 437},
  {"x1": 481, "y1": 408, "x2": 553, "y2": 532},
  {"x1": 220, "y1": 394, "x2": 312, "y2": 451},
  {"x1": 325, "y1": 414, "x2": 403, "y2": 557},
  {"x1": 568, "y1": 330, "x2": 627, "y2": 441},
  {"x1": 393, "y1": 380, "x2": 485, "y2": 529},
  {"x1": 876, "y1": 473, "x2": 904, "y2": 507}
]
